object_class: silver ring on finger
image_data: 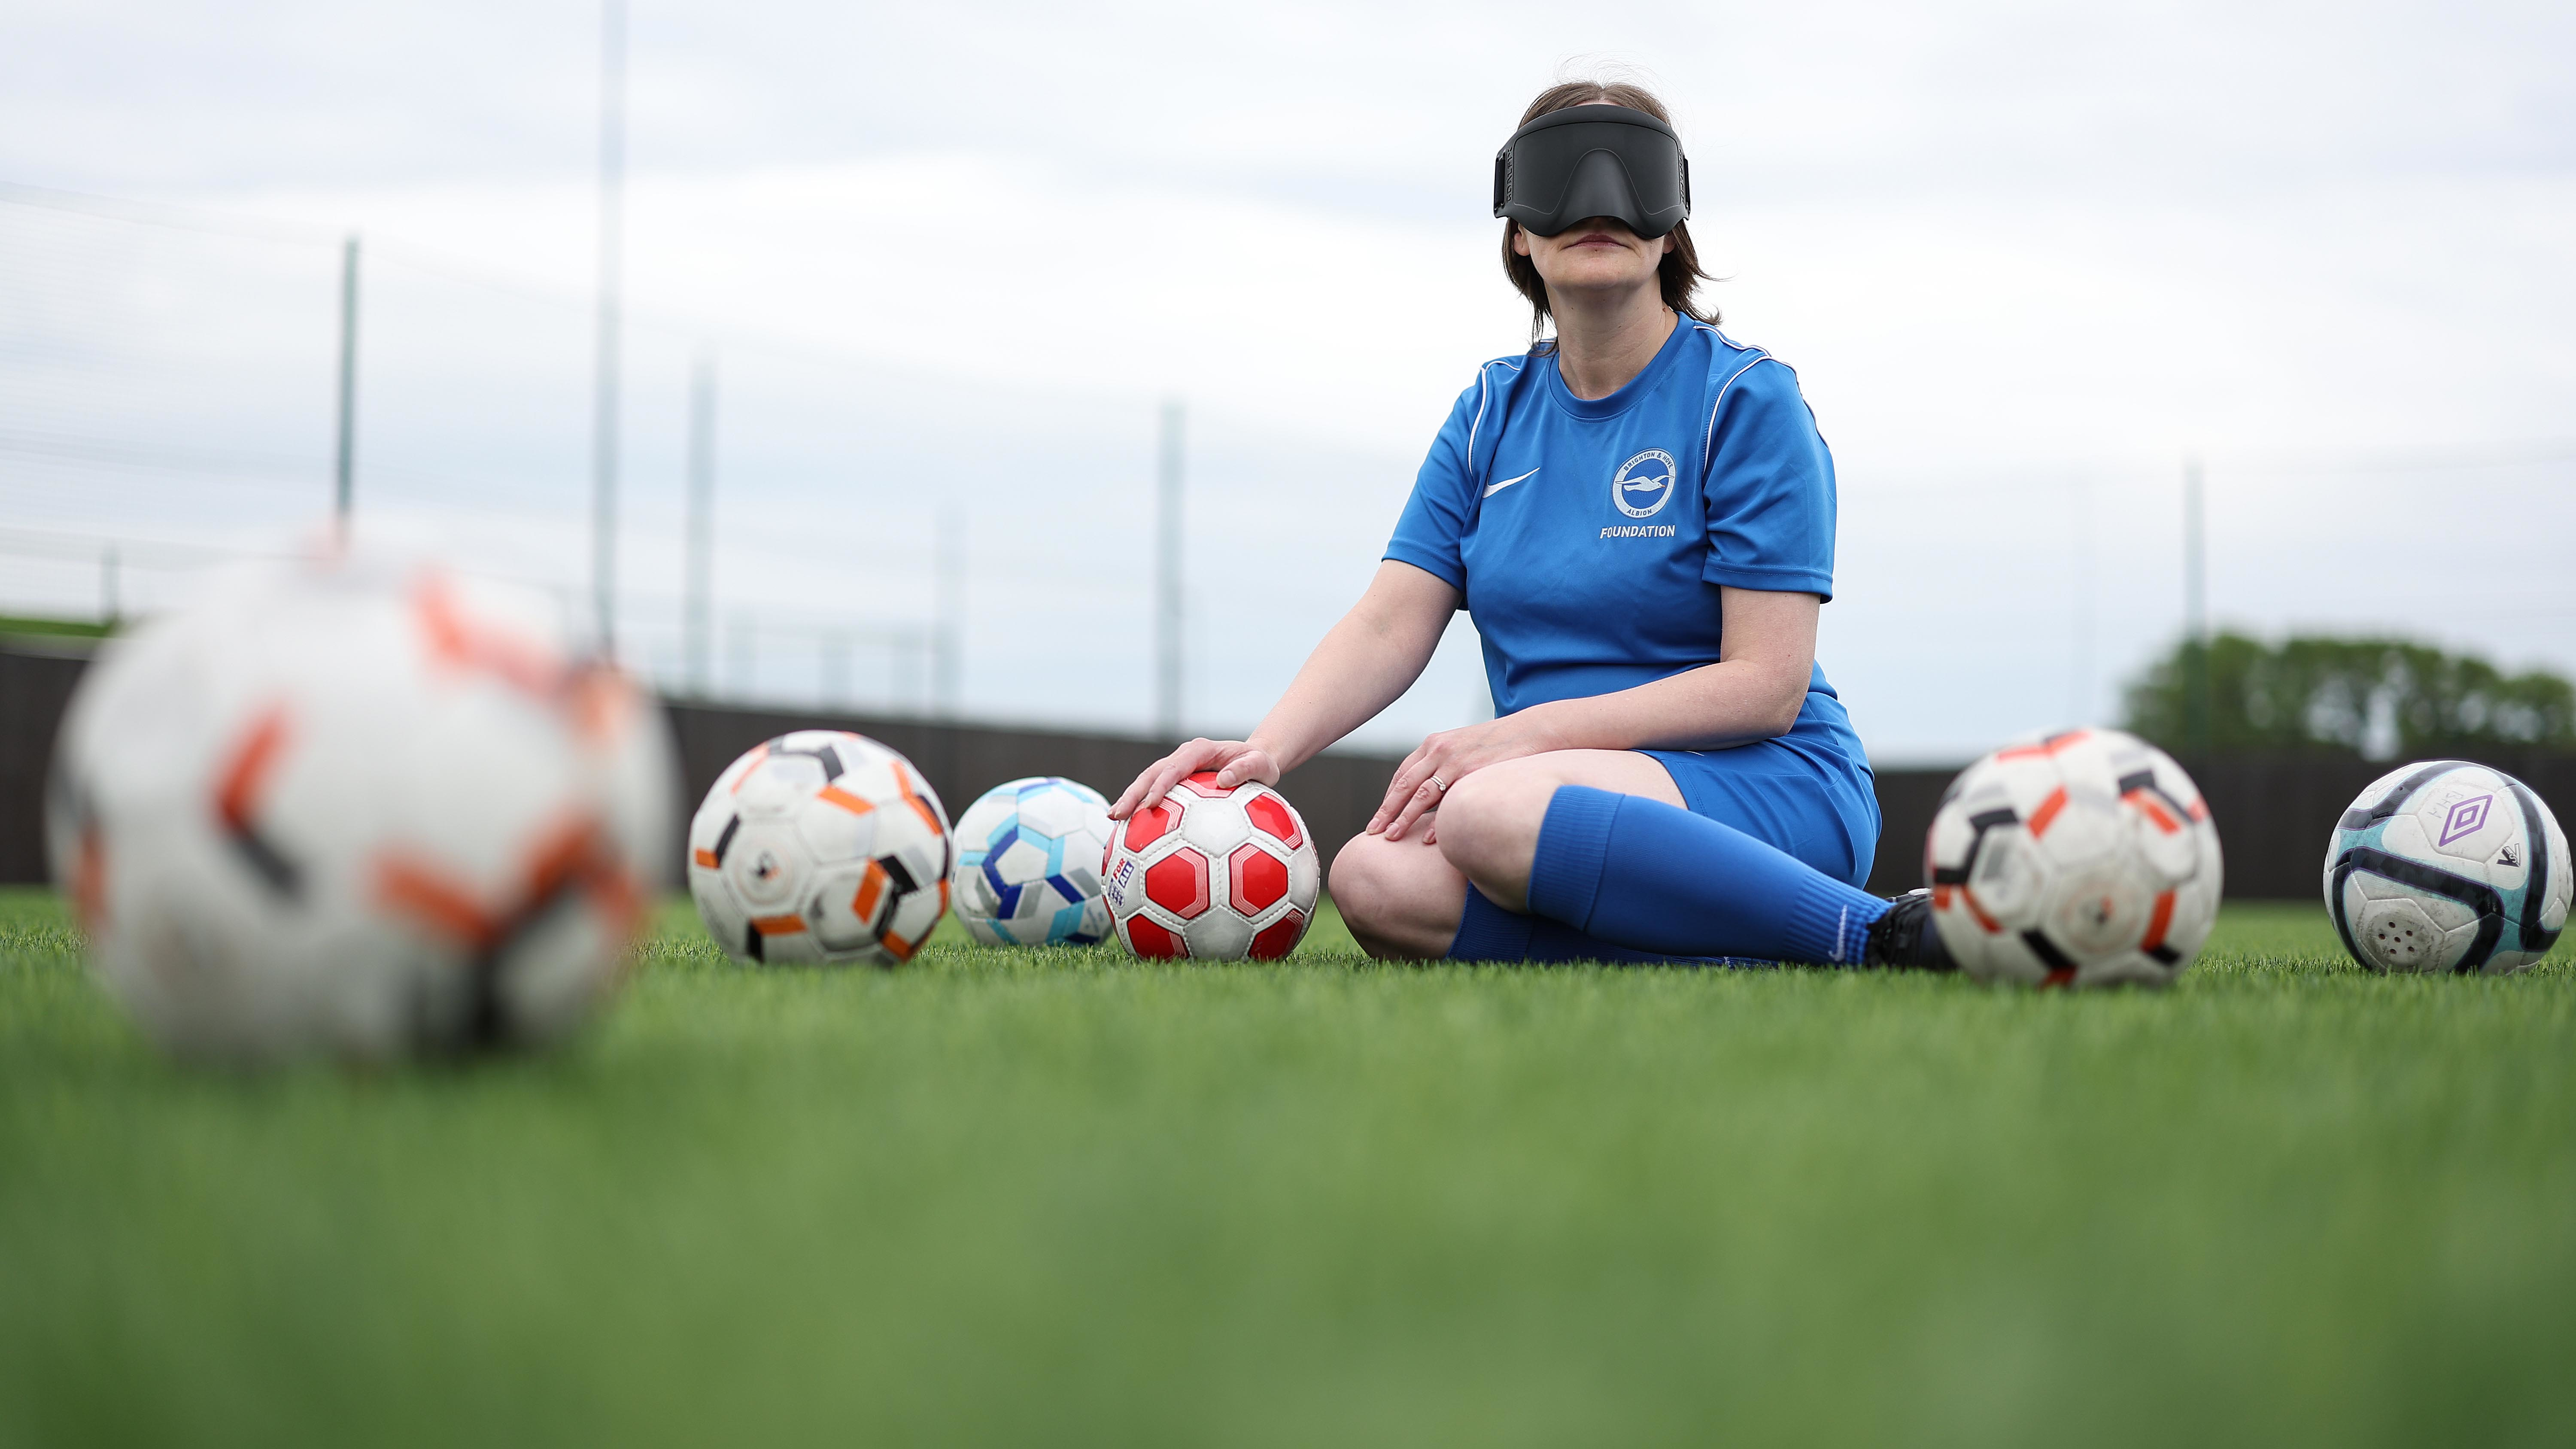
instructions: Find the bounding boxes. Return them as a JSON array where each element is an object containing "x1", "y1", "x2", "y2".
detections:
[{"x1": 1428, "y1": 775, "x2": 1449, "y2": 793}]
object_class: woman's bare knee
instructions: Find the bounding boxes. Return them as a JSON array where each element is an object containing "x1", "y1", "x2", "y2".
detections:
[
  {"x1": 1328, "y1": 830, "x2": 1465, "y2": 960},
  {"x1": 1433, "y1": 762, "x2": 1561, "y2": 907},
  {"x1": 1327, "y1": 835, "x2": 1388, "y2": 938}
]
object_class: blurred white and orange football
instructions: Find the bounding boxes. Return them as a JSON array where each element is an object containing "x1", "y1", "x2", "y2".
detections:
[
  {"x1": 1926, "y1": 728, "x2": 2222, "y2": 987},
  {"x1": 46, "y1": 555, "x2": 674, "y2": 1060}
]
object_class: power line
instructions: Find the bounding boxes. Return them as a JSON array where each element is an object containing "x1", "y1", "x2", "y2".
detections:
[
  {"x1": 0, "y1": 174, "x2": 1157, "y2": 413},
  {"x1": 0, "y1": 180, "x2": 341, "y2": 248},
  {"x1": 2219, "y1": 439, "x2": 2576, "y2": 476}
]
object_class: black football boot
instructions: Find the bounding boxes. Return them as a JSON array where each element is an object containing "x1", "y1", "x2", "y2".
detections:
[{"x1": 1862, "y1": 889, "x2": 1956, "y2": 972}]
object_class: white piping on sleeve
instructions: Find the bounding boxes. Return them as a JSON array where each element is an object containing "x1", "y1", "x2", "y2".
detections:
[
  {"x1": 1463, "y1": 356, "x2": 1522, "y2": 474},
  {"x1": 1700, "y1": 351, "x2": 1774, "y2": 479}
]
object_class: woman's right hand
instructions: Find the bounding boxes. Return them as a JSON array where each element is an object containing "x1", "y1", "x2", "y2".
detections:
[{"x1": 1108, "y1": 738, "x2": 1283, "y2": 820}]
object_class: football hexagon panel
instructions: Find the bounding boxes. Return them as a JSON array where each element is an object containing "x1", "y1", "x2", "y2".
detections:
[
  {"x1": 1243, "y1": 790, "x2": 1304, "y2": 850},
  {"x1": 1015, "y1": 781, "x2": 1094, "y2": 839},
  {"x1": 1182, "y1": 910, "x2": 1254, "y2": 960},
  {"x1": 2354, "y1": 896, "x2": 2454, "y2": 972},
  {"x1": 956, "y1": 865, "x2": 1002, "y2": 920},
  {"x1": 2045, "y1": 866, "x2": 2154, "y2": 958},
  {"x1": 992, "y1": 837, "x2": 1053, "y2": 901},
  {"x1": 1963, "y1": 817, "x2": 2048, "y2": 925},
  {"x1": 734, "y1": 758, "x2": 818, "y2": 819},
  {"x1": 2417, "y1": 776, "x2": 2513, "y2": 867},
  {"x1": 1249, "y1": 908, "x2": 1308, "y2": 960},
  {"x1": 723, "y1": 824, "x2": 807, "y2": 910},
  {"x1": 1179, "y1": 796, "x2": 1251, "y2": 856},
  {"x1": 1124, "y1": 799, "x2": 1178, "y2": 853},
  {"x1": 810, "y1": 862, "x2": 884, "y2": 952},
  {"x1": 1144, "y1": 847, "x2": 1211, "y2": 920},
  {"x1": 1229, "y1": 842, "x2": 1288, "y2": 917},
  {"x1": 796, "y1": 784, "x2": 883, "y2": 864},
  {"x1": 1123, "y1": 913, "x2": 1181, "y2": 957}
]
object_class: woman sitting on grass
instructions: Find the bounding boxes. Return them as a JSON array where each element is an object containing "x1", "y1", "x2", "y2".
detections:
[{"x1": 1111, "y1": 79, "x2": 1949, "y2": 970}]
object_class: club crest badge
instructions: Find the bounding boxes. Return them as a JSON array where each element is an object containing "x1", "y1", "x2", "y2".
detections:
[{"x1": 1610, "y1": 449, "x2": 1677, "y2": 519}]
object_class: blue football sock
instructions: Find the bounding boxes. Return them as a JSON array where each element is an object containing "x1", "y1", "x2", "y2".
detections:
[
  {"x1": 1448, "y1": 887, "x2": 1759, "y2": 966},
  {"x1": 1523, "y1": 786, "x2": 1888, "y2": 964}
]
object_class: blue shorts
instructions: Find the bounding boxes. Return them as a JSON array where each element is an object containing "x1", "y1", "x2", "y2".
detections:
[{"x1": 1639, "y1": 691, "x2": 1880, "y2": 889}]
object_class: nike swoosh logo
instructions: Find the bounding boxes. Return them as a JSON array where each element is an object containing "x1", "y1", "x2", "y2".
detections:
[{"x1": 1484, "y1": 467, "x2": 1539, "y2": 498}]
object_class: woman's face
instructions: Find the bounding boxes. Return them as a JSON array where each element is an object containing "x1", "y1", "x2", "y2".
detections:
[{"x1": 1514, "y1": 216, "x2": 1674, "y2": 305}]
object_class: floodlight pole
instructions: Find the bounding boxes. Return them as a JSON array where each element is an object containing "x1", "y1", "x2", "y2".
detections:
[
  {"x1": 589, "y1": 0, "x2": 627, "y2": 659},
  {"x1": 935, "y1": 501, "x2": 965, "y2": 719},
  {"x1": 822, "y1": 630, "x2": 851, "y2": 710},
  {"x1": 1155, "y1": 398, "x2": 1185, "y2": 741},
  {"x1": 683, "y1": 345, "x2": 717, "y2": 695},
  {"x1": 2069, "y1": 473, "x2": 2092, "y2": 726},
  {"x1": 2183, "y1": 454, "x2": 2208, "y2": 755},
  {"x1": 332, "y1": 236, "x2": 358, "y2": 544}
]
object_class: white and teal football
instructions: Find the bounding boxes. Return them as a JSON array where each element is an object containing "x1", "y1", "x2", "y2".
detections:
[
  {"x1": 951, "y1": 777, "x2": 1115, "y2": 947},
  {"x1": 2324, "y1": 762, "x2": 2569, "y2": 974}
]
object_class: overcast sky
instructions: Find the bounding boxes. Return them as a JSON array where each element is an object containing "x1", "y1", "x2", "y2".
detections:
[{"x1": 3, "y1": 0, "x2": 2571, "y2": 759}]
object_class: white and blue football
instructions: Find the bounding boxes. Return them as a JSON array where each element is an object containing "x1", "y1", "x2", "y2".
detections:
[
  {"x1": 2324, "y1": 761, "x2": 2570, "y2": 974},
  {"x1": 951, "y1": 776, "x2": 1115, "y2": 947}
]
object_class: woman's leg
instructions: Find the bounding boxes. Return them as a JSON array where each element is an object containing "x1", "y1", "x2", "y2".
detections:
[
  {"x1": 1327, "y1": 828, "x2": 1465, "y2": 960},
  {"x1": 1437, "y1": 751, "x2": 1897, "y2": 964},
  {"x1": 1331, "y1": 750, "x2": 1683, "y2": 960}
]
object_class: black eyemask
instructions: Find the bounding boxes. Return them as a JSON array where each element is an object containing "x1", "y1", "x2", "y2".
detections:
[{"x1": 1492, "y1": 104, "x2": 1691, "y2": 240}]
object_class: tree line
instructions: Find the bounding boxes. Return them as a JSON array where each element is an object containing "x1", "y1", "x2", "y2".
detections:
[{"x1": 2124, "y1": 633, "x2": 2576, "y2": 757}]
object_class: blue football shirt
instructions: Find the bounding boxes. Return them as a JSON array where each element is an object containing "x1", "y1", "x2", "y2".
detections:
[{"x1": 1386, "y1": 317, "x2": 1848, "y2": 731}]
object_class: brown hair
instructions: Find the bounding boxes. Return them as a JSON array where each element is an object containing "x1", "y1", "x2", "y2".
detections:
[{"x1": 1501, "y1": 80, "x2": 1717, "y2": 345}]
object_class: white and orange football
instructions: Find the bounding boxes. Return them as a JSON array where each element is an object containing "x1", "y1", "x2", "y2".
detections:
[
  {"x1": 687, "y1": 730, "x2": 951, "y2": 967},
  {"x1": 45, "y1": 556, "x2": 674, "y2": 1060},
  {"x1": 1925, "y1": 728, "x2": 2223, "y2": 987},
  {"x1": 1101, "y1": 772, "x2": 1319, "y2": 961}
]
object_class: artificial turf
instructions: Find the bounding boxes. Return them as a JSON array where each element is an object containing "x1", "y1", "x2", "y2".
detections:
[{"x1": 1, "y1": 887, "x2": 2571, "y2": 1447}]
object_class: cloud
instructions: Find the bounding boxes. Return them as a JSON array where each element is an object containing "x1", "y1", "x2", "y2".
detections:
[{"x1": 4, "y1": 0, "x2": 2573, "y2": 757}]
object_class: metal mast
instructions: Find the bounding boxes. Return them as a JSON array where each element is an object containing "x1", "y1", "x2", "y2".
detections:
[
  {"x1": 333, "y1": 236, "x2": 358, "y2": 543},
  {"x1": 1155, "y1": 399, "x2": 1185, "y2": 739},
  {"x1": 589, "y1": 0, "x2": 627, "y2": 656}
]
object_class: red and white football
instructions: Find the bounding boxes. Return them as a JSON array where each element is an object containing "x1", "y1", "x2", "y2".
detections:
[{"x1": 1102, "y1": 773, "x2": 1319, "y2": 960}]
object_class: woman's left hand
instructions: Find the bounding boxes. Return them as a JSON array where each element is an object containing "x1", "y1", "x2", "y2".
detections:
[{"x1": 1369, "y1": 709, "x2": 1565, "y2": 843}]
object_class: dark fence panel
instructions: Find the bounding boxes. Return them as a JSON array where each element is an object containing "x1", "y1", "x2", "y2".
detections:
[
  {"x1": 13, "y1": 642, "x2": 2576, "y2": 899},
  {"x1": 1863, "y1": 767, "x2": 1953, "y2": 896},
  {"x1": 662, "y1": 700, "x2": 1400, "y2": 879},
  {"x1": 0, "y1": 644, "x2": 88, "y2": 885},
  {"x1": 2174, "y1": 752, "x2": 2576, "y2": 900},
  {"x1": 0, "y1": 644, "x2": 1409, "y2": 890}
]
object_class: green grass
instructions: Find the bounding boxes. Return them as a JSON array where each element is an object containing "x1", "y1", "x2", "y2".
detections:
[
  {"x1": 3, "y1": 890, "x2": 2573, "y2": 1447},
  {"x1": 0, "y1": 614, "x2": 111, "y2": 641}
]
